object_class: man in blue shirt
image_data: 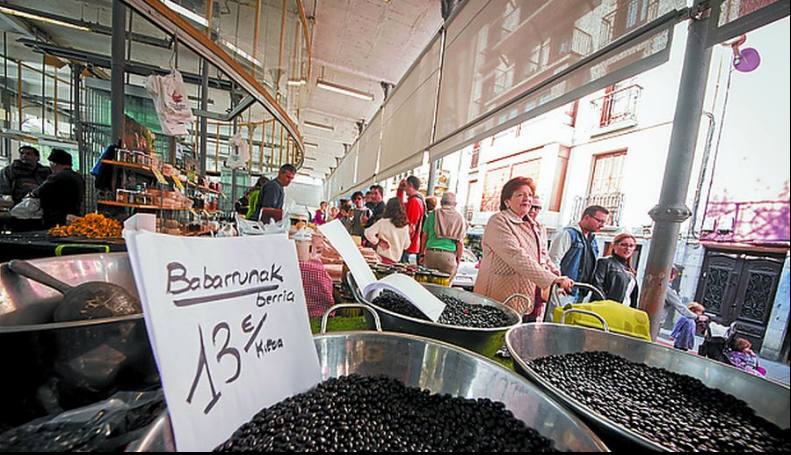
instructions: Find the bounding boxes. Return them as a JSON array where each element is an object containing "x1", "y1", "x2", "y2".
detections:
[
  {"x1": 254, "y1": 163, "x2": 296, "y2": 222},
  {"x1": 548, "y1": 205, "x2": 609, "y2": 300}
]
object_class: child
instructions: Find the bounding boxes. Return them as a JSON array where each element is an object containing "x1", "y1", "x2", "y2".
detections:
[
  {"x1": 728, "y1": 337, "x2": 767, "y2": 377},
  {"x1": 671, "y1": 302, "x2": 706, "y2": 351}
]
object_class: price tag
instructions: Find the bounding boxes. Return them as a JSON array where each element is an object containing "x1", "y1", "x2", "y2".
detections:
[
  {"x1": 151, "y1": 167, "x2": 168, "y2": 185},
  {"x1": 123, "y1": 231, "x2": 321, "y2": 451}
]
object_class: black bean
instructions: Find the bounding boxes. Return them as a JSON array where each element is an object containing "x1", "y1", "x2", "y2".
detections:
[
  {"x1": 214, "y1": 374, "x2": 558, "y2": 452},
  {"x1": 371, "y1": 290, "x2": 512, "y2": 329},
  {"x1": 529, "y1": 351, "x2": 791, "y2": 452}
]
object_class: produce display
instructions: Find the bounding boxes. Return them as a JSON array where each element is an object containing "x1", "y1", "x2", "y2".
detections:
[
  {"x1": 215, "y1": 374, "x2": 557, "y2": 452},
  {"x1": 48, "y1": 213, "x2": 122, "y2": 239},
  {"x1": 529, "y1": 351, "x2": 790, "y2": 452},
  {"x1": 371, "y1": 290, "x2": 513, "y2": 328}
]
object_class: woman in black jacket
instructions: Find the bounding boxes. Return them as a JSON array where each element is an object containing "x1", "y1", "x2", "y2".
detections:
[{"x1": 593, "y1": 233, "x2": 639, "y2": 307}]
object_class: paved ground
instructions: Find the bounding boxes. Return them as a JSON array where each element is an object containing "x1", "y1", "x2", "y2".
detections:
[{"x1": 658, "y1": 329, "x2": 790, "y2": 385}]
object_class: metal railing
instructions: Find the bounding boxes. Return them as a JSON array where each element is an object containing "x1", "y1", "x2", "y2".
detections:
[
  {"x1": 569, "y1": 192, "x2": 625, "y2": 227},
  {"x1": 591, "y1": 84, "x2": 643, "y2": 128},
  {"x1": 559, "y1": 27, "x2": 593, "y2": 58}
]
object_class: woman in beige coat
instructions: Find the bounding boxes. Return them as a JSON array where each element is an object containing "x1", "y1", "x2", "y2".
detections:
[{"x1": 474, "y1": 177, "x2": 573, "y2": 317}]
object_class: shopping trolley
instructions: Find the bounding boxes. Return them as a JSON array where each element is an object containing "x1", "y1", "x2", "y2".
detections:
[{"x1": 544, "y1": 282, "x2": 652, "y2": 341}]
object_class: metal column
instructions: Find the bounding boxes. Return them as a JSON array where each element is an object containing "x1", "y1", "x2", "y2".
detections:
[
  {"x1": 199, "y1": 58, "x2": 209, "y2": 177},
  {"x1": 111, "y1": 0, "x2": 127, "y2": 144},
  {"x1": 72, "y1": 64, "x2": 85, "y2": 172},
  {"x1": 639, "y1": 4, "x2": 715, "y2": 340}
]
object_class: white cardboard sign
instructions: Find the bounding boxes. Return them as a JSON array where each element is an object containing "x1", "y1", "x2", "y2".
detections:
[
  {"x1": 124, "y1": 231, "x2": 321, "y2": 451},
  {"x1": 318, "y1": 220, "x2": 445, "y2": 321}
]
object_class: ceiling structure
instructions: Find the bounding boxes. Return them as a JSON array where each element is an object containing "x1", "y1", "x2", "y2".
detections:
[
  {"x1": 301, "y1": 0, "x2": 442, "y2": 178},
  {"x1": 0, "y1": 0, "x2": 444, "y2": 180}
]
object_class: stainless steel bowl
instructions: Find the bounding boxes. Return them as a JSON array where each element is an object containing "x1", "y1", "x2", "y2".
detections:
[
  {"x1": 506, "y1": 323, "x2": 791, "y2": 451},
  {"x1": 0, "y1": 253, "x2": 159, "y2": 428},
  {"x1": 128, "y1": 330, "x2": 609, "y2": 451},
  {"x1": 347, "y1": 273, "x2": 521, "y2": 357}
]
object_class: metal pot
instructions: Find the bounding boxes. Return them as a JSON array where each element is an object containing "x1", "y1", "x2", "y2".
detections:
[
  {"x1": 0, "y1": 253, "x2": 159, "y2": 428},
  {"x1": 128, "y1": 308, "x2": 608, "y2": 452},
  {"x1": 346, "y1": 273, "x2": 522, "y2": 357},
  {"x1": 506, "y1": 323, "x2": 791, "y2": 451}
]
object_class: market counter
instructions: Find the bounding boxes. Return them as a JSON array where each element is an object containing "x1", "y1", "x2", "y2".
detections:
[{"x1": 0, "y1": 231, "x2": 127, "y2": 262}]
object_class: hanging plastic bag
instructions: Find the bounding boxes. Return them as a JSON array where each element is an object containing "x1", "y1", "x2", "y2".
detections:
[
  {"x1": 224, "y1": 131, "x2": 250, "y2": 170},
  {"x1": 145, "y1": 69, "x2": 194, "y2": 136},
  {"x1": 10, "y1": 197, "x2": 42, "y2": 219}
]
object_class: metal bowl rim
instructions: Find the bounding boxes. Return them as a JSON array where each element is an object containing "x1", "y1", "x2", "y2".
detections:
[
  {"x1": 0, "y1": 313, "x2": 143, "y2": 334},
  {"x1": 138, "y1": 330, "x2": 611, "y2": 452},
  {"x1": 505, "y1": 323, "x2": 790, "y2": 451},
  {"x1": 362, "y1": 284, "x2": 523, "y2": 333}
]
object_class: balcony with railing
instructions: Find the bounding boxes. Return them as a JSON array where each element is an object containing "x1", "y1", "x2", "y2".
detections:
[
  {"x1": 569, "y1": 192, "x2": 625, "y2": 227},
  {"x1": 591, "y1": 83, "x2": 643, "y2": 131}
]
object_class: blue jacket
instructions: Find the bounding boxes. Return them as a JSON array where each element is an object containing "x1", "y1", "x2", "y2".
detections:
[{"x1": 557, "y1": 226, "x2": 599, "y2": 284}]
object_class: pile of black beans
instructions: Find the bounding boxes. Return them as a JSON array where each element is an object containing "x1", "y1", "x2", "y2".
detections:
[
  {"x1": 371, "y1": 290, "x2": 513, "y2": 328},
  {"x1": 215, "y1": 374, "x2": 558, "y2": 452},
  {"x1": 529, "y1": 351, "x2": 790, "y2": 452}
]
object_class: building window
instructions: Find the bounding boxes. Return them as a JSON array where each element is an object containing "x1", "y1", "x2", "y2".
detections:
[
  {"x1": 569, "y1": 151, "x2": 626, "y2": 226},
  {"x1": 590, "y1": 151, "x2": 626, "y2": 196},
  {"x1": 471, "y1": 142, "x2": 481, "y2": 169},
  {"x1": 480, "y1": 157, "x2": 541, "y2": 212}
]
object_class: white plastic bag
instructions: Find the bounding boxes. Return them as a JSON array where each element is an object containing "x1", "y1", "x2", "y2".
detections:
[
  {"x1": 224, "y1": 132, "x2": 250, "y2": 170},
  {"x1": 145, "y1": 69, "x2": 194, "y2": 136},
  {"x1": 10, "y1": 197, "x2": 42, "y2": 219}
]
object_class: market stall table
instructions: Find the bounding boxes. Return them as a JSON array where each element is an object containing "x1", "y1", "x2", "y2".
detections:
[{"x1": 0, "y1": 231, "x2": 126, "y2": 262}]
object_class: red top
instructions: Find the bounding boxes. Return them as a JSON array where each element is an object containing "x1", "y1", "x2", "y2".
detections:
[
  {"x1": 398, "y1": 188, "x2": 425, "y2": 254},
  {"x1": 299, "y1": 259, "x2": 335, "y2": 318}
]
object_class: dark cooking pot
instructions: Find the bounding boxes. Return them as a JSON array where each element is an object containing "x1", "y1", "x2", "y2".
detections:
[{"x1": 0, "y1": 253, "x2": 158, "y2": 428}]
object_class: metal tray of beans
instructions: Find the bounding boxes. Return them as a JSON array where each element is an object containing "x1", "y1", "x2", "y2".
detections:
[
  {"x1": 128, "y1": 308, "x2": 608, "y2": 452},
  {"x1": 346, "y1": 273, "x2": 522, "y2": 357},
  {"x1": 0, "y1": 253, "x2": 159, "y2": 430},
  {"x1": 506, "y1": 323, "x2": 791, "y2": 452}
]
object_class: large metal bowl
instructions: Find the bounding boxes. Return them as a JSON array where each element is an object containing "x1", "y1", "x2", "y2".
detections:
[
  {"x1": 128, "y1": 330, "x2": 609, "y2": 451},
  {"x1": 347, "y1": 273, "x2": 521, "y2": 357},
  {"x1": 506, "y1": 323, "x2": 791, "y2": 451},
  {"x1": 0, "y1": 253, "x2": 158, "y2": 428}
]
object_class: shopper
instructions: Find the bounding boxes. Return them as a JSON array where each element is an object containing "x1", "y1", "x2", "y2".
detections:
[
  {"x1": 364, "y1": 184, "x2": 386, "y2": 228},
  {"x1": 425, "y1": 196, "x2": 437, "y2": 214},
  {"x1": 671, "y1": 302, "x2": 706, "y2": 351},
  {"x1": 31, "y1": 149, "x2": 84, "y2": 228},
  {"x1": 524, "y1": 195, "x2": 560, "y2": 321},
  {"x1": 592, "y1": 233, "x2": 640, "y2": 307},
  {"x1": 364, "y1": 197, "x2": 411, "y2": 264},
  {"x1": 727, "y1": 337, "x2": 767, "y2": 377},
  {"x1": 347, "y1": 191, "x2": 371, "y2": 237},
  {"x1": 337, "y1": 200, "x2": 353, "y2": 231},
  {"x1": 0, "y1": 145, "x2": 51, "y2": 204},
  {"x1": 245, "y1": 176, "x2": 269, "y2": 219},
  {"x1": 313, "y1": 201, "x2": 329, "y2": 225},
  {"x1": 549, "y1": 205, "x2": 609, "y2": 299},
  {"x1": 474, "y1": 177, "x2": 573, "y2": 317},
  {"x1": 420, "y1": 192, "x2": 466, "y2": 282},
  {"x1": 329, "y1": 205, "x2": 339, "y2": 221},
  {"x1": 254, "y1": 164, "x2": 296, "y2": 222},
  {"x1": 396, "y1": 175, "x2": 425, "y2": 263}
]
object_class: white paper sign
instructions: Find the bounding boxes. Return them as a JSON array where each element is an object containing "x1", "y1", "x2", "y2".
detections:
[
  {"x1": 318, "y1": 220, "x2": 445, "y2": 322},
  {"x1": 318, "y1": 220, "x2": 377, "y2": 289},
  {"x1": 123, "y1": 231, "x2": 321, "y2": 451}
]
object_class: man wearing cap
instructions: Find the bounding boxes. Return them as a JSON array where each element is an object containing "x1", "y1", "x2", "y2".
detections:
[
  {"x1": 0, "y1": 145, "x2": 51, "y2": 204},
  {"x1": 31, "y1": 149, "x2": 84, "y2": 228}
]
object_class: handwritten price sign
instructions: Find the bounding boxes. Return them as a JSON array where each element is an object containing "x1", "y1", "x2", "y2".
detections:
[{"x1": 124, "y1": 232, "x2": 320, "y2": 451}]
